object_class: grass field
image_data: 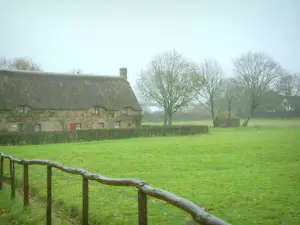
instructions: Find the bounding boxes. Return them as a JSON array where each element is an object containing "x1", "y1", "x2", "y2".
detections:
[
  {"x1": 0, "y1": 185, "x2": 72, "y2": 225},
  {"x1": 0, "y1": 119, "x2": 300, "y2": 225}
]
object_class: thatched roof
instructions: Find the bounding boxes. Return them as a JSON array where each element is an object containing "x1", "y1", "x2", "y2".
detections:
[{"x1": 0, "y1": 69, "x2": 142, "y2": 111}]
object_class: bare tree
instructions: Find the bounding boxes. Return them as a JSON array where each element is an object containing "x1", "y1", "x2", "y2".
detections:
[
  {"x1": 276, "y1": 71, "x2": 300, "y2": 97},
  {"x1": 194, "y1": 59, "x2": 224, "y2": 127},
  {"x1": 276, "y1": 71, "x2": 300, "y2": 117},
  {"x1": 233, "y1": 52, "x2": 282, "y2": 126},
  {"x1": 0, "y1": 56, "x2": 42, "y2": 71},
  {"x1": 221, "y1": 77, "x2": 240, "y2": 126},
  {"x1": 8, "y1": 57, "x2": 42, "y2": 71},
  {"x1": 136, "y1": 50, "x2": 198, "y2": 125}
]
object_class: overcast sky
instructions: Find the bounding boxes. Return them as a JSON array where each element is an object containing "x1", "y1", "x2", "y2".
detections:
[{"x1": 1, "y1": 0, "x2": 299, "y2": 88}]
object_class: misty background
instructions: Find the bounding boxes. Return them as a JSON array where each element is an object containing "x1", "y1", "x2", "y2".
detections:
[{"x1": 1, "y1": 0, "x2": 299, "y2": 117}]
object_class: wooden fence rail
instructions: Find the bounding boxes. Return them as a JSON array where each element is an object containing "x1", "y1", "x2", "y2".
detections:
[{"x1": 0, "y1": 152, "x2": 231, "y2": 225}]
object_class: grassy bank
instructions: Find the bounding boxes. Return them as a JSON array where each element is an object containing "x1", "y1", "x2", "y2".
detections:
[{"x1": 0, "y1": 185, "x2": 74, "y2": 225}]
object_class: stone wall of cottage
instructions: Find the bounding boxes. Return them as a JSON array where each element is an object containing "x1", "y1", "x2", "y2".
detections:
[{"x1": 0, "y1": 106, "x2": 142, "y2": 132}]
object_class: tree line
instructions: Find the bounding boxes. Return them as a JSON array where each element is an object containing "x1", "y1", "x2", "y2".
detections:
[
  {"x1": 0, "y1": 56, "x2": 83, "y2": 74},
  {"x1": 136, "y1": 50, "x2": 300, "y2": 127},
  {"x1": 0, "y1": 56, "x2": 42, "y2": 71},
  {"x1": 1, "y1": 53, "x2": 299, "y2": 127}
]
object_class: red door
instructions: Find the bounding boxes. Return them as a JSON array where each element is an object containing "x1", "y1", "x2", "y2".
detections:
[{"x1": 70, "y1": 123, "x2": 76, "y2": 131}]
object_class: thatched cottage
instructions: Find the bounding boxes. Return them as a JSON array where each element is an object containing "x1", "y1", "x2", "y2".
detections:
[{"x1": 0, "y1": 68, "x2": 142, "y2": 132}]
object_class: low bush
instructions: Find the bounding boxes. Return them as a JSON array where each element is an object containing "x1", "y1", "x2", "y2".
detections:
[
  {"x1": 0, "y1": 125, "x2": 209, "y2": 145},
  {"x1": 215, "y1": 112, "x2": 240, "y2": 127}
]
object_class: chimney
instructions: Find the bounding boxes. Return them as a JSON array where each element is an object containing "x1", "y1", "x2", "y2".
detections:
[{"x1": 119, "y1": 67, "x2": 127, "y2": 80}]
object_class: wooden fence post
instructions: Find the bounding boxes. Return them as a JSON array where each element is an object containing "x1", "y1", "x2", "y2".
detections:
[
  {"x1": 47, "y1": 166, "x2": 52, "y2": 225},
  {"x1": 82, "y1": 176, "x2": 88, "y2": 225},
  {"x1": 0, "y1": 155, "x2": 3, "y2": 190},
  {"x1": 23, "y1": 164, "x2": 29, "y2": 208},
  {"x1": 138, "y1": 189, "x2": 147, "y2": 225},
  {"x1": 9, "y1": 160, "x2": 15, "y2": 199}
]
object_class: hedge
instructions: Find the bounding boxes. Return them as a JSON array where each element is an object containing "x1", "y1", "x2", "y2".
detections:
[
  {"x1": 215, "y1": 112, "x2": 240, "y2": 127},
  {"x1": 0, "y1": 125, "x2": 209, "y2": 145}
]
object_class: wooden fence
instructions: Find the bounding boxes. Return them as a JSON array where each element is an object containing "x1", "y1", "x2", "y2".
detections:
[{"x1": 0, "y1": 152, "x2": 231, "y2": 225}]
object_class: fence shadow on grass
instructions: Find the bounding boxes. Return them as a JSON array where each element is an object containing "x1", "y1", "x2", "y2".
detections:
[{"x1": 0, "y1": 152, "x2": 231, "y2": 225}]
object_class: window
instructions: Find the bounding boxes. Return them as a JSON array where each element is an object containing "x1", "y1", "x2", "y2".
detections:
[
  {"x1": 33, "y1": 124, "x2": 41, "y2": 132},
  {"x1": 128, "y1": 123, "x2": 131, "y2": 128},
  {"x1": 93, "y1": 106, "x2": 99, "y2": 114},
  {"x1": 265, "y1": 109, "x2": 275, "y2": 113},
  {"x1": 18, "y1": 123, "x2": 23, "y2": 132},
  {"x1": 115, "y1": 121, "x2": 120, "y2": 128},
  {"x1": 18, "y1": 105, "x2": 25, "y2": 113},
  {"x1": 121, "y1": 108, "x2": 127, "y2": 115},
  {"x1": 76, "y1": 123, "x2": 81, "y2": 130},
  {"x1": 98, "y1": 122, "x2": 104, "y2": 128}
]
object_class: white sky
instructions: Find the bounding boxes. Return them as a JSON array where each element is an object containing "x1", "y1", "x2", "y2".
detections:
[{"x1": 1, "y1": 0, "x2": 299, "y2": 91}]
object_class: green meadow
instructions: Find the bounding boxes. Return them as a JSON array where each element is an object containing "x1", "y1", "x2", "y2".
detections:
[{"x1": 0, "y1": 119, "x2": 300, "y2": 225}]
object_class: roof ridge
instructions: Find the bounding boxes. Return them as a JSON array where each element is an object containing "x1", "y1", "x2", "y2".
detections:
[{"x1": 0, "y1": 69, "x2": 125, "y2": 80}]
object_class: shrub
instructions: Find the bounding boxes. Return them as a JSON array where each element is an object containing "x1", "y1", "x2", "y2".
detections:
[
  {"x1": 215, "y1": 112, "x2": 240, "y2": 127},
  {"x1": 0, "y1": 125, "x2": 209, "y2": 145}
]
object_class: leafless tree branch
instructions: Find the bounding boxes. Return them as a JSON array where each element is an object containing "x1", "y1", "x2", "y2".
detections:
[
  {"x1": 276, "y1": 71, "x2": 300, "y2": 97},
  {"x1": 194, "y1": 58, "x2": 224, "y2": 126},
  {"x1": 136, "y1": 49, "x2": 198, "y2": 125},
  {"x1": 218, "y1": 77, "x2": 241, "y2": 126},
  {"x1": 233, "y1": 51, "x2": 282, "y2": 126},
  {"x1": 0, "y1": 56, "x2": 42, "y2": 71}
]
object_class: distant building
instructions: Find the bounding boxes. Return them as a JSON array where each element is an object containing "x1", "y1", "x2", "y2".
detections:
[
  {"x1": 0, "y1": 68, "x2": 142, "y2": 132},
  {"x1": 253, "y1": 93, "x2": 300, "y2": 118}
]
